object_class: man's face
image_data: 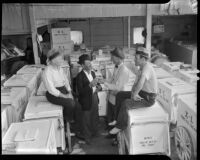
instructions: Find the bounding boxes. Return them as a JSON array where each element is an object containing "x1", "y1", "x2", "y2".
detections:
[
  {"x1": 135, "y1": 54, "x2": 141, "y2": 66},
  {"x1": 83, "y1": 60, "x2": 92, "y2": 71},
  {"x1": 111, "y1": 55, "x2": 119, "y2": 65}
]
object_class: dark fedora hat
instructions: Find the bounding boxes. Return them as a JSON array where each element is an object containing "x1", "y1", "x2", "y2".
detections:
[
  {"x1": 78, "y1": 54, "x2": 91, "y2": 65},
  {"x1": 136, "y1": 47, "x2": 150, "y2": 59},
  {"x1": 110, "y1": 47, "x2": 125, "y2": 59}
]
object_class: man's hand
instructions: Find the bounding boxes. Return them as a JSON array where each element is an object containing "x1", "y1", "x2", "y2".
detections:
[
  {"x1": 89, "y1": 78, "x2": 98, "y2": 87},
  {"x1": 98, "y1": 78, "x2": 106, "y2": 84},
  {"x1": 131, "y1": 92, "x2": 143, "y2": 101}
]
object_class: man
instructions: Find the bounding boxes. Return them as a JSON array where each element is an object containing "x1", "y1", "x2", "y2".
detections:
[
  {"x1": 76, "y1": 54, "x2": 102, "y2": 144},
  {"x1": 109, "y1": 47, "x2": 158, "y2": 135},
  {"x1": 100, "y1": 48, "x2": 135, "y2": 130}
]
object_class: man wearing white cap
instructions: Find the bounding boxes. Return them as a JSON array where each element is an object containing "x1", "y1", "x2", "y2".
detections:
[{"x1": 109, "y1": 47, "x2": 158, "y2": 135}]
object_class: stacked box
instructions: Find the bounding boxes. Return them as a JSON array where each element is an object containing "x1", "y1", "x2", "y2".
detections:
[
  {"x1": 2, "y1": 120, "x2": 57, "y2": 154},
  {"x1": 24, "y1": 96, "x2": 66, "y2": 150},
  {"x1": 120, "y1": 101, "x2": 170, "y2": 156},
  {"x1": 51, "y1": 28, "x2": 73, "y2": 55},
  {"x1": 157, "y1": 77, "x2": 196, "y2": 124}
]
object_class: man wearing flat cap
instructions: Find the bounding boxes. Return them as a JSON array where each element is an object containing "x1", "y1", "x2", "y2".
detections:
[
  {"x1": 100, "y1": 47, "x2": 135, "y2": 134},
  {"x1": 109, "y1": 47, "x2": 158, "y2": 135}
]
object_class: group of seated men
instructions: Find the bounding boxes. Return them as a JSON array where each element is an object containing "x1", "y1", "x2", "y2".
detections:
[{"x1": 42, "y1": 46, "x2": 158, "y2": 146}]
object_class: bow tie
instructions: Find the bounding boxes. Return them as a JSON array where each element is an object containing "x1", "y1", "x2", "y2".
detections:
[{"x1": 115, "y1": 65, "x2": 118, "y2": 68}]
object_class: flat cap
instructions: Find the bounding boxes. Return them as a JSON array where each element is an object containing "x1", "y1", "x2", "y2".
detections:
[{"x1": 110, "y1": 48, "x2": 125, "y2": 59}]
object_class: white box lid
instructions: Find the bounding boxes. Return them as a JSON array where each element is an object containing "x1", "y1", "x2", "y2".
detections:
[
  {"x1": 154, "y1": 67, "x2": 173, "y2": 79},
  {"x1": 4, "y1": 74, "x2": 35, "y2": 87},
  {"x1": 158, "y1": 77, "x2": 196, "y2": 93},
  {"x1": 24, "y1": 96, "x2": 62, "y2": 120},
  {"x1": 128, "y1": 101, "x2": 168, "y2": 124},
  {"x1": 2, "y1": 119, "x2": 54, "y2": 153},
  {"x1": 17, "y1": 65, "x2": 42, "y2": 74}
]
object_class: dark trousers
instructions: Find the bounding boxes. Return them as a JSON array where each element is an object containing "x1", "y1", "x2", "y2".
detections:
[
  {"x1": 81, "y1": 93, "x2": 99, "y2": 140},
  {"x1": 116, "y1": 90, "x2": 156, "y2": 130},
  {"x1": 46, "y1": 86, "x2": 75, "y2": 122},
  {"x1": 106, "y1": 91, "x2": 131, "y2": 124}
]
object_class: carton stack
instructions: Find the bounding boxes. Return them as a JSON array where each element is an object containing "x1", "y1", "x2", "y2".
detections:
[{"x1": 51, "y1": 28, "x2": 73, "y2": 55}]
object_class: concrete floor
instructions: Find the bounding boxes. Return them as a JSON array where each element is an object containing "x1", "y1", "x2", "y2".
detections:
[{"x1": 69, "y1": 117, "x2": 180, "y2": 159}]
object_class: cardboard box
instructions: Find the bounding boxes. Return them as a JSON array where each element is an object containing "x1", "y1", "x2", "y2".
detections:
[
  {"x1": 121, "y1": 101, "x2": 170, "y2": 156},
  {"x1": 51, "y1": 28, "x2": 71, "y2": 44},
  {"x1": 24, "y1": 96, "x2": 65, "y2": 150},
  {"x1": 177, "y1": 93, "x2": 197, "y2": 158},
  {"x1": 157, "y1": 77, "x2": 196, "y2": 124},
  {"x1": 52, "y1": 43, "x2": 73, "y2": 55},
  {"x1": 2, "y1": 119, "x2": 57, "y2": 154}
]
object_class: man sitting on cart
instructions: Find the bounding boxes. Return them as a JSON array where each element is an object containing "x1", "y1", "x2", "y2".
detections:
[{"x1": 109, "y1": 47, "x2": 158, "y2": 135}]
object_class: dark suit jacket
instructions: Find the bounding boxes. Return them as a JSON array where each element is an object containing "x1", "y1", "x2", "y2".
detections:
[{"x1": 76, "y1": 70, "x2": 101, "y2": 111}]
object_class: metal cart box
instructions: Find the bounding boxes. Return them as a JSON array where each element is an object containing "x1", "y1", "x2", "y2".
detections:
[
  {"x1": 24, "y1": 96, "x2": 65, "y2": 151},
  {"x1": 157, "y1": 77, "x2": 196, "y2": 124},
  {"x1": 175, "y1": 93, "x2": 197, "y2": 160},
  {"x1": 118, "y1": 101, "x2": 170, "y2": 156},
  {"x1": 161, "y1": 62, "x2": 183, "y2": 72},
  {"x1": 16, "y1": 65, "x2": 43, "y2": 89},
  {"x1": 2, "y1": 119, "x2": 57, "y2": 154}
]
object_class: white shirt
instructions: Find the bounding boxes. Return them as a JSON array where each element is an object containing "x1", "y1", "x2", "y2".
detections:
[
  {"x1": 104, "y1": 62, "x2": 136, "y2": 105},
  {"x1": 43, "y1": 65, "x2": 71, "y2": 97},
  {"x1": 140, "y1": 62, "x2": 158, "y2": 94},
  {"x1": 83, "y1": 70, "x2": 96, "y2": 93}
]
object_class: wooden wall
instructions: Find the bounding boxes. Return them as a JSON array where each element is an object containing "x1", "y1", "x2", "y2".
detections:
[{"x1": 46, "y1": 15, "x2": 196, "y2": 50}]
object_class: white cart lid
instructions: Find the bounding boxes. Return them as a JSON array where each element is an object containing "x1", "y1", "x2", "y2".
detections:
[
  {"x1": 158, "y1": 77, "x2": 196, "y2": 94},
  {"x1": 2, "y1": 119, "x2": 54, "y2": 154},
  {"x1": 24, "y1": 96, "x2": 62, "y2": 120},
  {"x1": 154, "y1": 67, "x2": 173, "y2": 79},
  {"x1": 17, "y1": 65, "x2": 42, "y2": 74},
  {"x1": 3, "y1": 74, "x2": 35, "y2": 87},
  {"x1": 128, "y1": 101, "x2": 168, "y2": 124},
  {"x1": 178, "y1": 93, "x2": 197, "y2": 113}
]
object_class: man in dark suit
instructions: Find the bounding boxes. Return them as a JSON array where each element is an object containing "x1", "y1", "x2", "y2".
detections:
[{"x1": 76, "y1": 54, "x2": 102, "y2": 144}]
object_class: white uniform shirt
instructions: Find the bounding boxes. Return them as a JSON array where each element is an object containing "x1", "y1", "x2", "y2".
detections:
[
  {"x1": 83, "y1": 70, "x2": 96, "y2": 93},
  {"x1": 104, "y1": 62, "x2": 136, "y2": 105},
  {"x1": 43, "y1": 65, "x2": 71, "y2": 97}
]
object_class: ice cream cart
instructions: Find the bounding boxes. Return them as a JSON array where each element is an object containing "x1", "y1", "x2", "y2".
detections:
[{"x1": 174, "y1": 93, "x2": 197, "y2": 160}]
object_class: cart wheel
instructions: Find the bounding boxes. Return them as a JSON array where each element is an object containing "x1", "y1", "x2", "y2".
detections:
[{"x1": 174, "y1": 126, "x2": 194, "y2": 160}]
